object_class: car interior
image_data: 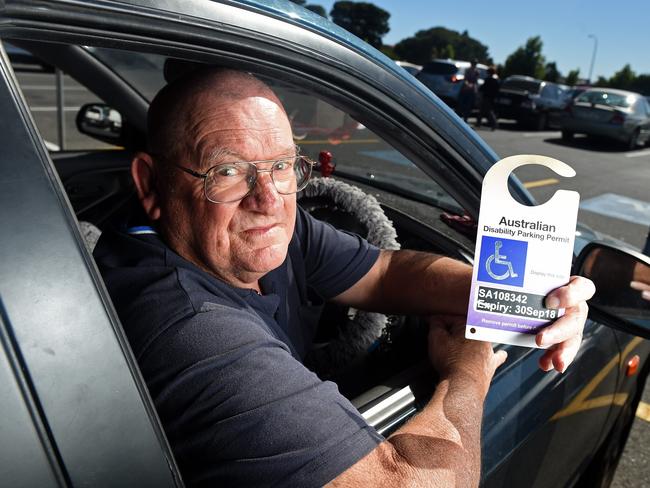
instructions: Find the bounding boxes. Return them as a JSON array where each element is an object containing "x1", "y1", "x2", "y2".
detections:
[{"x1": 8, "y1": 39, "x2": 493, "y2": 436}]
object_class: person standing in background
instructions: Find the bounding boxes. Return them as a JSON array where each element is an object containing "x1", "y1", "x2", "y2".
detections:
[
  {"x1": 477, "y1": 66, "x2": 500, "y2": 130},
  {"x1": 458, "y1": 59, "x2": 480, "y2": 122}
]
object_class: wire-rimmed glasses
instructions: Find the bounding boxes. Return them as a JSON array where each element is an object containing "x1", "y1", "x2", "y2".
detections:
[{"x1": 174, "y1": 154, "x2": 315, "y2": 203}]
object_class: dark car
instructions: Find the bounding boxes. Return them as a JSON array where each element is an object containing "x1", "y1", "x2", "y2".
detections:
[
  {"x1": 561, "y1": 88, "x2": 650, "y2": 150},
  {"x1": 496, "y1": 75, "x2": 568, "y2": 130},
  {"x1": 1, "y1": 1, "x2": 649, "y2": 487},
  {"x1": 416, "y1": 58, "x2": 489, "y2": 108}
]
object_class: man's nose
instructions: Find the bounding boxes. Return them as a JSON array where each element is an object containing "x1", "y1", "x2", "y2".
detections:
[{"x1": 246, "y1": 171, "x2": 283, "y2": 211}]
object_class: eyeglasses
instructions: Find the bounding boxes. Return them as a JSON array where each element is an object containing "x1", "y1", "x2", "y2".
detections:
[{"x1": 174, "y1": 154, "x2": 315, "y2": 203}]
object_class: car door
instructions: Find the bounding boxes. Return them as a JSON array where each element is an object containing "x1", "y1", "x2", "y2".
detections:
[
  {"x1": 0, "y1": 1, "x2": 625, "y2": 487},
  {"x1": 0, "y1": 42, "x2": 182, "y2": 486}
]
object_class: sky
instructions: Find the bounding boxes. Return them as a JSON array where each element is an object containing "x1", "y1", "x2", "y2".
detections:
[{"x1": 317, "y1": 0, "x2": 650, "y2": 80}]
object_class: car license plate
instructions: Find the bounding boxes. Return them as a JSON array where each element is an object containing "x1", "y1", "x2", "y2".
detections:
[{"x1": 498, "y1": 98, "x2": 511, "y2": 105}]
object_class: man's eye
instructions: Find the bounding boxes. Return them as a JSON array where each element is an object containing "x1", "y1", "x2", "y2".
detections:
[
  {"x1": 275, "y1": 160, "x2": 294, "y2": 171},
  {"x1": 215, "y1": 165, "x2": 240, "y2": 177}
]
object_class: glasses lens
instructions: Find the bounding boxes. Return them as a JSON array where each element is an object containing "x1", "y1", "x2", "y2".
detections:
[
  {"x1": 273, "y1": 156, "x2": 312, "y2": 195},
  {"x1": 204, "y1": 163, "x2": 255, "y2": 203}
]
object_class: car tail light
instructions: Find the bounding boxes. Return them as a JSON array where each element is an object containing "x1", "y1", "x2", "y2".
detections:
[
  {"x1": 450, "y1": 74, "x2": 464, "y2": 83},
  {"x1": 611, "y1": 113, "x2": 625, "y2": 125}
]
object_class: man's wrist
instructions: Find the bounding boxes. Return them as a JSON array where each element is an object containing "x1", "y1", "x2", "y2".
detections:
[{"x1": 439, "y1": 369, "x2": 492, "y2": 398}]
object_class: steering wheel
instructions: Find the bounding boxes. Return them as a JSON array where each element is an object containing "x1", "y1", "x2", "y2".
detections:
[{"x1": 299, "y1": 177, "x2": 400, "y2": 379}]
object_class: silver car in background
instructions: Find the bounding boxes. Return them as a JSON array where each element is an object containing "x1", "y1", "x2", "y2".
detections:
[
  {"x1": 416, "y1": 58, "x2": 488, "y2": 108},
  {"x1": 561, "y1": 88, "x2": 650, "y2": 150}
]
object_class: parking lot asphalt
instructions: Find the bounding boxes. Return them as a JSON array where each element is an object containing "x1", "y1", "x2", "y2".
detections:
[{"x1": 15, "y1": 69, "x2": 650, "y2": 487}]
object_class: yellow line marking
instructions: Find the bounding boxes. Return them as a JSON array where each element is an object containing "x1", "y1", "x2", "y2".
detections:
[
  {"x1": 296, "y1": 138, "x2": 380, "y2": 145},
  {"x1": 637, "y1": 401, "x2": 650, "y2": 422},
  {"x1": 523, "y1": 178, "x2": 559, "y2": 189},
  {"x1": 551, "y1": 336, "x2": 644, "y2": 421}
]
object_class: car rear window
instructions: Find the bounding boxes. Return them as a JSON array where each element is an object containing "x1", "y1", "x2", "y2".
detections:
[
  {"x1": 575, "y1": 91, "x2": 635, "y2": 108},
  {"x1": 421, "y1": 62, "x2": 458, "y2": 75},
  {"x1": 501, "y1": 79, "x2": 541, "y2": 93}
]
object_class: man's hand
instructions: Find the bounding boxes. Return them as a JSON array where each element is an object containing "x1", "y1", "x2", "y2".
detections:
[
  {"x1": 536, "y1": 276, "x2": 596, "y2": 373},
  {"x1": 428, "y1": 316, "x2": 507, "y2": 394}
]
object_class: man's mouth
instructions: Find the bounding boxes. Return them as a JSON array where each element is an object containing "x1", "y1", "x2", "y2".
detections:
[{"x1": 243, "y1": 223, "x2": 279, "y2": 235}]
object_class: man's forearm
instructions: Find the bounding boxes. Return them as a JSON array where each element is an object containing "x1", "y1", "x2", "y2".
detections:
[
  {"x1": 329, "y1": 372, "x2": 488, "y2": 487},
  {"x1": 337, "y1": 249, "x2": 473, "y2": 316}
]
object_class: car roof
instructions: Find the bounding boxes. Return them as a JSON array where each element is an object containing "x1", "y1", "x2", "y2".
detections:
[{"x1": 426, "y1": 58, "x2": 489, "y2": 69}]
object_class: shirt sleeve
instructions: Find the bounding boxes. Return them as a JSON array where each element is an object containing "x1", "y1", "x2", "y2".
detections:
[
  {"x1": 145, "y1": 304, "x2": 383, "y2": 488},
  {"x1": 295, "y1": 206, "x2": 380, "y2": 300}
]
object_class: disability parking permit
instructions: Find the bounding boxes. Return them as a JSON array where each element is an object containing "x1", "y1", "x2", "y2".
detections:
[{"x1": 465, "y1": 155, "x2": 580, "y2": 348}]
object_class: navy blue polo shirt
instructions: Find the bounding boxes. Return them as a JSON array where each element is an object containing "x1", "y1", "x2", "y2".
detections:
[{"x1": 94, "y1": 207, "x2": 384, "y2": 487}]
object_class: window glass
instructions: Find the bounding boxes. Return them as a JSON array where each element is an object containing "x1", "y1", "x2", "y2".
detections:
[
  {"x1": 85, "y1": 47, "x2": 167, "y2": 101},
  {"x1": 576, "y1": 91, "x2": 635, "y2": 108},
  {"x1": 501, "y1": 78, "x2": 541, "y2": 93},
  {"x1": 267, "y1": 80, "x2": 463, "y2": 214},
  {"x1": 7, "y1": 43, "x2": 113, "y2": 151}
]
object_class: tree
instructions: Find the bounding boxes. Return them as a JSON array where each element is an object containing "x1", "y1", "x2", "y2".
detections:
[
  {"x1": 501, "y1": 36, "x2": 546, "y2": 79},
  {"x1": 330, "y1": 1, "x2": 390, "y2": 49},
  {"x1": 393, "y1": 27, "x2": 491, "y2": 65},
  {"x1": 305, "y1": 4, "x2": 327, "y2": 17},
  {"x1": 543, "y1": 62, "x2": 561, "y2": 82},
  {"x1": 565, "y1": 69, "x2": 580, "y2": 86},
  {"x1": 630, "y1": 74, "x2": 650, "y2": 96},
  {"x1": 608, "y1": 64, "x2": 636, "y2": 91}
]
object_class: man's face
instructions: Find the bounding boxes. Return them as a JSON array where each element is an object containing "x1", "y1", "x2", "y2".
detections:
[{"x1": 159, "y1": 90, "x2": 297, "y2": 288}]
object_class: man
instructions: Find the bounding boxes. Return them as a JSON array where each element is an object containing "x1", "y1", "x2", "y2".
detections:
[
  {"x1": 94, "y1": 68, "x2": 594, "y2": 487},
  {"x1": 477, "y1": 66, "x2": 500, "y2": 131},
  {"x1": 459, "y1": 59, "x2": 481, "y2": 122}
]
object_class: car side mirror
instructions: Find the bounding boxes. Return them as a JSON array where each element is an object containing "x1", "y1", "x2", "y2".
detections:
[
  {"x1": 76, "y1": 103, "x2": 124, "y2": 145},
  {"x1": 575, "y1": 242, "x2": 650, "y2": 338}
]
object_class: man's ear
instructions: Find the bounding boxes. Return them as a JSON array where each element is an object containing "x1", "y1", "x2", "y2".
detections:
[{"x1": 131, "y1": 152, "x2": 162, "y2": 221}]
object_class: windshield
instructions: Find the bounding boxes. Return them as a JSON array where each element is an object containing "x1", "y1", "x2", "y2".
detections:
[
  {"x1": 576, "y1": 91, "x2": 635, "y2": 108},
  {"x1": 502, "y1": 78, "x2": 541, "y2": 93}
]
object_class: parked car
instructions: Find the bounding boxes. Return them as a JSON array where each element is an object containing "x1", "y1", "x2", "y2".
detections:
[
  {"x1": 416, "y1": 58, "x2": 488, "y2": 108},
  {"x1": 496, "y1": 75, "x2": 567, "y2": 130},
  {"x1": 395, "y1": 60, "x2": 421, "y2": 76},
  {"x1": 1, "y1": 1, "x2": 649, "y2": 487},
  {"x1": 561, "y1": 88, "x2": 650, "y2": 150}
]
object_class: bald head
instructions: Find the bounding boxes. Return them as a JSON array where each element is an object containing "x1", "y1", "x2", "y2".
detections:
[{"x1": 147, "y1": 68, "x2": 288, "y2": 166}]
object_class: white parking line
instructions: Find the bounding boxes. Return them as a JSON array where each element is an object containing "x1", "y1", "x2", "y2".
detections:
[
  {"x1": 29, "y1": 106, "x2": 81, "y2": 112},
  {"x1": 523, "y1": 131, "x2": 561, "y2": 138},
  {"x1": 625, "y1": 149, "x2": 650, "y2": 158}
]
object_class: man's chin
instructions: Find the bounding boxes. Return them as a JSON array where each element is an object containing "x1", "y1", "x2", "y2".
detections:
[{"x1": 245, "y1": 242, "x2": 289, "y2": 273}]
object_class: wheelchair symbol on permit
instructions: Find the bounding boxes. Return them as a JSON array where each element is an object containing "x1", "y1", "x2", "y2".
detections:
[{"x1": 477, "y1": 236, "x2": 527, "y2": 287}]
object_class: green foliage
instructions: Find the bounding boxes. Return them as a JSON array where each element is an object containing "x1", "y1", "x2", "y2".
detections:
[
  {"x1": 630, "y1": 74, "x2": 650, "y2": 96},
  {"x1": 380, "y1": 44, "x2": 397, "y2": 59},
  {"x1": 565, "y1": 69, "x2": 580, "y2": 86},
  {"x1": 305, "y1": 4, "x2": 327, "y2": 17},
  {"x1": 543, "y1": 62, "x2": 561, "y2": 82},
  {"x1": 502, "y1": 36, "x2": 546, "y2": 79},
  {"x1": 598, "y1": 65, "x2": 650, "y2": 95},
  {"x1": 608, "y1": 64, "x2": 636, "y2": 90},
  {"x1": 330, "y1": 1, "x2": 390, "y2": 49},
  {"x1": 393, "y1": 26, "x2": 491, "y2": 65}
]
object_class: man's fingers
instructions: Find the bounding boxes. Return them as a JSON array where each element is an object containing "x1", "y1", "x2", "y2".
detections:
[
  {"x1": 630, "y1": 281, "x2": 650, "y2": 292},
  {"x1": 538, "y1": 334, "x2": 582, "y2": 373},
  {"x1": 536, "y1": 301, "x2": 587, "y2": 347},
  {"x1": 494, "y1": 349, "x2": 508, "y2": 368},
  {"x1": 545, "y1": 276, "x2": 596, "y2": 309}
]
